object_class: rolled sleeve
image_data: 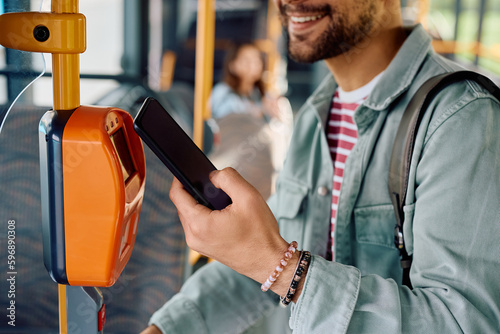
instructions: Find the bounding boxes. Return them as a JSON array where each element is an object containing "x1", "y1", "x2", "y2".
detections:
[
  {"x1": 149, "y1": 294, "x2": 209, "y2": 334},
  {"x1": 149, "y1": 261, "x2": 279, "y2": 334},
  {"x1": 290, "y1": 256, "x2": 361, "y2": 334}
]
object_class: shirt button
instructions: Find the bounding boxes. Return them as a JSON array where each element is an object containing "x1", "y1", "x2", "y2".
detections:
[{"x1": 317, "y1": 186, "x2": 329, "y2": 196}]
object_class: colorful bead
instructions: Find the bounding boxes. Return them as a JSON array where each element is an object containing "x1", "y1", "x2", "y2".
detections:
[
  {"x1": 280, "y1": 251, "x2": 311, "y2": 307},
  {"x1": 260, "y1": 241, "x2": 298, "y2": 293}
]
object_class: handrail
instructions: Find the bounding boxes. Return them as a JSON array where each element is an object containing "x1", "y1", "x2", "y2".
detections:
[
  {"x1": 193, "y1": 0, "x2": 215, "y2": 149},
  {"x1": 432, "y1": 40, "x2": 500, "y2": 63},
  {"x1": 264, "y1": 0, "x2": 282, "y2": 96},
  {"x1": 51, "y1": 0, "x2": 81, "y2": 330},
  {"x1": 52, "y1": 0, "x2": 81, "y2": 111}
]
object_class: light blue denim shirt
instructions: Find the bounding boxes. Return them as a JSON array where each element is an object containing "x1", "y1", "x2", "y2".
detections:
[{"x1": 149, "y1": 24, "x2": 500, "y2": 333}]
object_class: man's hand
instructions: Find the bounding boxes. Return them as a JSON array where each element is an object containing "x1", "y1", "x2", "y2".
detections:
[
  {"x1": 139, "y1": 325, "x2": 162, "y2": 334},
  {"x1": 169, "y1": 167, "x2": 289, "y2": 284}
]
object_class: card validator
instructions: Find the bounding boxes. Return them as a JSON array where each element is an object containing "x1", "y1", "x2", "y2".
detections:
[{"x1": 39, "y1": 105, "x2": 146, "y2": 286}]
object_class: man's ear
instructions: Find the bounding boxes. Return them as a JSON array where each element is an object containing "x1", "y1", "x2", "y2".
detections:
[{"x1": 273, "y1": 0, "x2": 280, "y2": 10}]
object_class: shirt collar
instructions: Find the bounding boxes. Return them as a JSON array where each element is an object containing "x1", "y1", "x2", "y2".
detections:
[
  {"x1": 364, "y1": 24, "x2": 432, "y2": 110},
  {"x1": 307, "y1": 24, "x2": 433, "y2": 124}
]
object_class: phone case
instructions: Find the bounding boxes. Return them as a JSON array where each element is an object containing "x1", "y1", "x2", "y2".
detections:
[{"x1": 133, "y1": 97, "x2": 231, "y2": 210}]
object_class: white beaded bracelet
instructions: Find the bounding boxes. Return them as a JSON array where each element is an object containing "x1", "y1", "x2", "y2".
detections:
[{"x1": 261, "y1": 241, "x2": 298, "y2": 292}]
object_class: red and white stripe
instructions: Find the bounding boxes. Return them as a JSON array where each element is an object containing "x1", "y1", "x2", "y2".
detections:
[{"x1": 326, "y1": 91, "x2": 365, "y2": 261}]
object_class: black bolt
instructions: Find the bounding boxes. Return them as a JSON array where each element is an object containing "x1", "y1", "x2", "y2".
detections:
[{"x1": 33, "y1": 25, "x2": 50, "y2": 42}]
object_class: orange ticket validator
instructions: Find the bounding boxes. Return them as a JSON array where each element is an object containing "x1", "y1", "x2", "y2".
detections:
[{"x1": 39, "y1": 106, "x2": 146, "y2": 287}]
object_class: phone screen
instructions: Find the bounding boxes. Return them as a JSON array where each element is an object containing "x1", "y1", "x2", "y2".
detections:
[{"x1": 133, "y1": 97, "x2": 231, "y2": 210}]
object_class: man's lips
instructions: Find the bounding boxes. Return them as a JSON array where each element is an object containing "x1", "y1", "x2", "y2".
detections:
[{"x1": 286, "y1": 13, "x2": 328, "y2": 33}]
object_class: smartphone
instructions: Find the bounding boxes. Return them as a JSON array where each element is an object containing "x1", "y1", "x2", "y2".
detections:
[{"x1": 133, "y1": 97, "x2": 232, "y2": 210}]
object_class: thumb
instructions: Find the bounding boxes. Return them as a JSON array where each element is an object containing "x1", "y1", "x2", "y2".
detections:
[{"x1": 209, "y1": 167, "x2": 259, "y2": 201}]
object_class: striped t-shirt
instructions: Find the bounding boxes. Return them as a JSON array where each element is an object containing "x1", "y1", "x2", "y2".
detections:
[{"x1": 326, "y1": 72, "x2": 384, "y2": 261}]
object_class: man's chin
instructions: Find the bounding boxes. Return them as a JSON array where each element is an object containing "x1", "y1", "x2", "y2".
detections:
[
  {"x1": 287, "y1": 34, "x2": 346, "y2": 64},
  {"x1": 286, "y1": 31, "x2": 331, "y2": 64},
  {"x1": 288, "y1": 44, "x2": 324, "y2": 64},
  {"x1": 289, "y1": 53, "x2": 319, "y2": 64}
]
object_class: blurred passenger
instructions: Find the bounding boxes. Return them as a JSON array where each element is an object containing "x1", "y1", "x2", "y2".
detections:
[
  {"x1": 209, "y1": 42, "x2": 292, "y2": 199},
  {"x1": 211, "y1": 42, "x2": 279, "y2": 120}
]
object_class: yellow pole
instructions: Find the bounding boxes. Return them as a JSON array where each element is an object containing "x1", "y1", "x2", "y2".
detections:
[
  {"x1": 58, "y1": 285, "x2": 68, "y2": 334},
  {"x1": 188, "y1": 0, "x2": 215, "y2": 268},
  {"x1": 265, "y1": 0, "x2": 282, "y2": 96},
  {"x1": 52, "y1": 1, "x2": 80, "y2": 332},
  {"x1": 52, "y1": 0, "x2": 80, "y2": 111},
  {"x1": 417, "y1": 0, "x2": 430, "y2": 29},
  {"x1": 193, "y1": 0, "x2": 215, "y2": 148}
]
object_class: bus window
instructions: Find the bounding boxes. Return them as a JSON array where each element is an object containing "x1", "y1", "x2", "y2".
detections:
[
  {"x1": 0, "y1": 1, "x2": 46, "y2": 120},
  {"x1": 0, "y1": 77, "x2": 6, "y2": 105},
  {"x1": 30, "y1": 0, "x2": 124, "y2": 107},
  {"x1": 410, "y1": 0, "x2": 500, "y2": 78}
]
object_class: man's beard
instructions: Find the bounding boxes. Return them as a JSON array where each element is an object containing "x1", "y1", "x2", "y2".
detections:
[{"x1": 280, "y1": 3, "x2": 376, "y2": 63}]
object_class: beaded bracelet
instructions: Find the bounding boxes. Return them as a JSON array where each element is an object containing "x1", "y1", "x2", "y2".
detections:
[
  {"x1": 280, "y1": 251, "x2": 311, "y2": 307},
  {"x1": 261, "y1": 241, "x2": 298, "y2": 292}
]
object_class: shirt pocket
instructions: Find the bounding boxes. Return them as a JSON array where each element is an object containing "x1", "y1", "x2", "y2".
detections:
[
  {"x1": 354, "y1": 204, "x2": 396, "y2": 248},
  {"x1": 353, "y1": 204, "x2": 401, "y2": 278},
  {"x1": 275, "y1": 178, "x2": 308, "y2": 243}
]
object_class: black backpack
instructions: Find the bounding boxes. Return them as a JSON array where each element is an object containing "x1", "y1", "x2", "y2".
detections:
[{"x1": 388, "y1": 70, "x2": 500, "y2": 289}]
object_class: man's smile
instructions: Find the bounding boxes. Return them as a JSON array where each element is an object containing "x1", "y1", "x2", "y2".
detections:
[
  {"x1": 290, "y1": 14, "x2": 327, "y2": 23},
  {"x1": 280, "y1": 4, "x2": 331, "y2": 35}
]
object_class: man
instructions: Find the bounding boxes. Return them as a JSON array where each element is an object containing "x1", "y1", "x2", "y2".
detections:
[{"x1": 142, "y1": 0, "x2": 500, "y2": 332}]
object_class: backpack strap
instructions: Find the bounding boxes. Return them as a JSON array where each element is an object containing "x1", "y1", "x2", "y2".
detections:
[{"x1": 388, "y1": 70, "x2": 500, "y2": 289}]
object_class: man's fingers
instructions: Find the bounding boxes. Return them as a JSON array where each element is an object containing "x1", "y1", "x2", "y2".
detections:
[
  {"x1": 170, "y1": 177, "x2": 211, "y2": 215},
  {"x1": 169, "y1": 177, "x2": 215, "y2": 253},
  {"x1": 209, "y1": 167, "x2": 259, "y2": 201},
  {"x1": 169, "y1": 177, "x2": 196, "y2": 206}
]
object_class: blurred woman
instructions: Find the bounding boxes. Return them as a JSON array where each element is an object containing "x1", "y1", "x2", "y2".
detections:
[{"x1": 211, "y1": 42, "x2": 277, "y2": 120}]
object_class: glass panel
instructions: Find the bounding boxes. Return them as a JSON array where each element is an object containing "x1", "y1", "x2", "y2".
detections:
[
  {"x1": 31, "y1": 77, "x2": 121, "y2": 107},
  {"x1": 429, "y1": 0, "x2": 500, "y2": 76},
  {"x1": 29, "y1": 0, "x2": 125, "y2": 76},
  {"x1": 80, "y1": 79, "x2": 121, "y2": 104},
  {"x1": 0, "y1": 46, "x2": 5, "y2": 70},
  {"x1": 477, "y1": 1, "x2": 500, "y2": 75},
  {"x1": 35, "y1": 0, "x2": 49, "y2": 11},
  {"x1": 31, "y1": 76, "x2": 51, "y2": 107},
  {"x1": 80, "y1": 0, "x2": 124, "y2": 75},
  {"x1": 0, "y1": 76, "x2": 6, "y2": 105},
  {"x1": 0, "y1": 0, "x2": 45, "y2": 133}
]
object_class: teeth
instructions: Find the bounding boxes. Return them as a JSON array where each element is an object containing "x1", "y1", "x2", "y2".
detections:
[{"x1": 290, "y1": 14, "x2": 325, "y2": 23}]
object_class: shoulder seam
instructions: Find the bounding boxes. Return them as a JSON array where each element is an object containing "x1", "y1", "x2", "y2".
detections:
[{"x1": 424, "y1": 93, "x2": 498, "y2": 145}]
